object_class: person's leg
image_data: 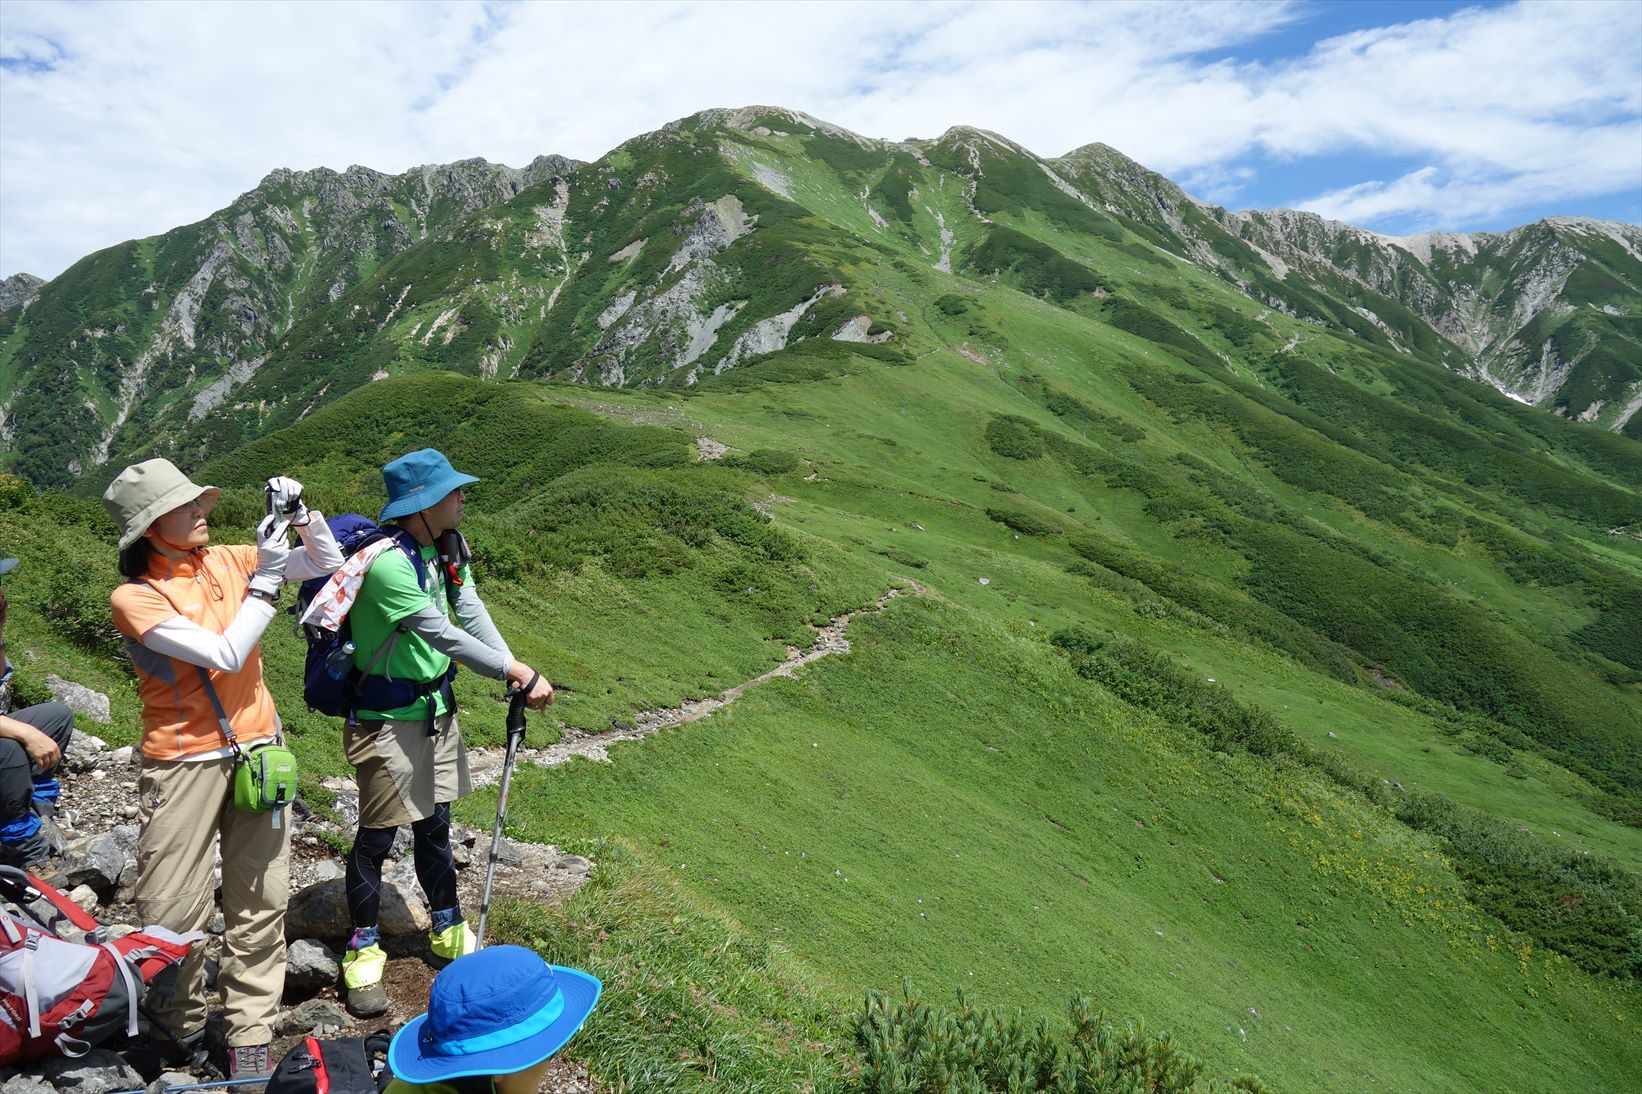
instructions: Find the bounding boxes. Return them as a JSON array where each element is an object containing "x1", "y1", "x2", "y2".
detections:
[
  {"x1": 135, "y1": 757, "x2": 232, "y2": 1040},
  {"x1": 411, "y1": 802, "x2": 458, "y2": 914},
  {"x1": 216, "y1": 794, "x2": 291, "y2": 1054},
  {"x1": 420, "y1": 713, "x2": 475, "y2": 958},
  {"x1": 413, "y1": 801, "x2": 473, "y2": 960},
  {"x1": 5, "y1": 702, "x2": 73, "y2": 817},
  {"x1": 0, "y1": 737, "x2": 42, "y2": 864},
  {"x1": 343, "y1": 718, "x2": 413, "y2": 1017},
  {"x1": 345, "y1": 824, "x2": 398, "y2": 932}
]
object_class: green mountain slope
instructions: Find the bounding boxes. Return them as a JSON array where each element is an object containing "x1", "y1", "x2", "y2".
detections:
[
  {"x1": 0, "y1": 156, "x2": 573, "y2": 487},
  {"x1": 6, "y1": 108, "x2": 1641, "y2": 492},
  {"x1": 3, "y1": 106, "x2": 1640, "y2": 1090}
]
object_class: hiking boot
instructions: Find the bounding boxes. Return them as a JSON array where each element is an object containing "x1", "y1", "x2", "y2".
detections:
[
  {"x1": 429, "y1": 918, "x2": 477, "y2": 966},
  {"x1": 0, "y1": 827, "x2": 51, "y2": 867},
  {"x1": 228, "y1": 1043, "x2": 274, "y2": 1081},
  {"x1": 122, "y1": 1027, "x2": 207, "y2": 1081},
  {"x1": 342, "y1": 942, "x2": 389, "y2": 1018}
]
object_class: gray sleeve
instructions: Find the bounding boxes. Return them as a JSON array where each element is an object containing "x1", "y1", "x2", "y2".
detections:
[
  {"x1": 399, "y1": 603, "x2": 509, "y2": 679},
  {"x1": 453, "y1": 580, "x2": 513, "y2": 665}
]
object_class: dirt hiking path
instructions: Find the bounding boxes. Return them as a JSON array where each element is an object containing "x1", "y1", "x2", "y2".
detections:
[{"x1": 467, "y1": 581, "x2": 920, "y2": 784}]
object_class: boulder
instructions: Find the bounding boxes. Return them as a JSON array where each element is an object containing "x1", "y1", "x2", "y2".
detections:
[
  {"x1": 277, "y1": 998, "x2": 351, "y2": 1037},
  {"x1": 64, "y1": 729, "x2": 109, "y2": 771},
  {"x1": 1, "y1": 1076, "x2": 56, "y2": 1094},
  {"x1": 308, "y1": 859, "x2": 345, "y2": 883},
  {"x1": 285, "y1": 938, "x2": 340, "y2": 999},
  {"x1": 108, "y1": 824, "x2": 140, "y2": 902},
  {"x1": 58, "y1": 831, "x2": 129, "y2": 893},
  {"x1": 68, "y1": 883, "x2": 99, "y2": 912},
  {"x1": 33, "y1": 1050, "x2": 142, "y2": 1094},
  {"x1": 46, "y1": 676, "x2": 112, "y2": 725},
  {"x1": 556, "y1": 854, "x2": 595, "y2": 877},
  {"x1": 286, "y1": 872, "x2": 428, "y2": 941}
]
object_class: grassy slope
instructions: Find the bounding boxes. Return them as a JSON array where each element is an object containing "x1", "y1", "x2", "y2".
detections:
[{"x1": 496, "y1": 598, "x2": 1637, "y2": 1091}]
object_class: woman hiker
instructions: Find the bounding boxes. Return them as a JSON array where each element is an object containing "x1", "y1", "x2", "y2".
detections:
[
  {"x1": 103, "y1": 459, "x2": 342, "y2": 1078},
  {"x1": 384, "y1": 946, "x2": 600, "y2": 1094},
  {"x1": 335, "y1": 448, "x2": 553, "y2": 1018}
]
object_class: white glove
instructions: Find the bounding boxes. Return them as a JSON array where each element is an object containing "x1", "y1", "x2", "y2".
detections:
[
  {"x1": 265, "y1": 476, "x2": 309, "y2": 527},
  {"x1": 249, "y1": 514, "x2": 292, "y2": 597}
]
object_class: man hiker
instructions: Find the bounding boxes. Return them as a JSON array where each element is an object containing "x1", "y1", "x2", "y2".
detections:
[
  {"x1": 0, "y1": 556, "x2": 74, "y2": 875},
  {"x1": 384, "y1": 946, "x2": 600, "y2": 1094},
  {"x1": 340, "y1": 448, "x2": 553, "y2": 1018}
]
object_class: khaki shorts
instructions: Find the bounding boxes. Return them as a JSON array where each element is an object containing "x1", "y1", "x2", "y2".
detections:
[{"x1": 345, "y1": 712, "x2": 471, "y2": 828}]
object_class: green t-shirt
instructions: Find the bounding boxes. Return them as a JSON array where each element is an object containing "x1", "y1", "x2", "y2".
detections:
[{"x1": 350, "y1": 543, "x2": 472, "y2": 721}]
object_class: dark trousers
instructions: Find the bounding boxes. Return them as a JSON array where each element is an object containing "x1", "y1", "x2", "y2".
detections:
[{"x1": 0, "y1": 701, "x2": 74, "y2": 825}]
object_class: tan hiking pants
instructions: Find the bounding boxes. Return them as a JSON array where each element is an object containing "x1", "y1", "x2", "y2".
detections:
[
  {"x1": 135, "y1": 755, "x2": 291, "y2": 1045},
  {"x1": 345, "y1": 713, "x2": 471, "y2": 828}
]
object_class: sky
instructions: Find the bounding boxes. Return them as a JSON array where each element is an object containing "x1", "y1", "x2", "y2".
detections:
[{"x1": 1, "y1": 0, "x2": 1639, "y2": 280}]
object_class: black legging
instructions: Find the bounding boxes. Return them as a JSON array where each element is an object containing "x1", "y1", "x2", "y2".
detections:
[{"x1": 345, "y1": 801, "x2": 460, "y2": 929}]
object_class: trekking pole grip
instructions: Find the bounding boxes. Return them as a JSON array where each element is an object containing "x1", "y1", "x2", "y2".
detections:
[{"x1": 506, "y1": 675, "x2": 533, "y2": 740}]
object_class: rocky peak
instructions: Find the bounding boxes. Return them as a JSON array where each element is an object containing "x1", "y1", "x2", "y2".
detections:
[
  {"x1": 684, "y1": 105, "x2": 879, "y2": 147},
  {"x1": 0, "y1": 271, "x2": 45, "y2": 313}
]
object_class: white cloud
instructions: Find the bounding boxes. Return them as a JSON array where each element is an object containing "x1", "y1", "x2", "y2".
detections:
[{"x1": 0, "y1": 0, "x2": 1637, "y2": 279}]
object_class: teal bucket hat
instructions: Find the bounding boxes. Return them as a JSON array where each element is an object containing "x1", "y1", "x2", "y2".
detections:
[{"x1": 379, "y1": 449, "x2": 479, "y2": 523}]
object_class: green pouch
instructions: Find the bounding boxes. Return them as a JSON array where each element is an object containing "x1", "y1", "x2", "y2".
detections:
[{"x1": 233, "y1": 742, "x2": 299, "y2": 813}]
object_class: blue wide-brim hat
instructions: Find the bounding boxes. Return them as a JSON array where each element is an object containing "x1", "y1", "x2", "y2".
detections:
[
  {"x1": 379, "y1": 448, "x2": 480, "y2": 523},
  {"x1": 387, "y1": 946, "x2": 601, "y2": 1083}
]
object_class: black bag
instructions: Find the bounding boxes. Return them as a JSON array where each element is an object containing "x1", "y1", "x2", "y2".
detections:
[{"x1": 267, "y1": 1033, "x2": 392, "y2": 1094}]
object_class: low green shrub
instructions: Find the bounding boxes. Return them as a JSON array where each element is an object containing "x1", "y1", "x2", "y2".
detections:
[
  {"x1": 987, "y1": 507, "x2": 1062, "y2": 536},
  {"x1": 725, "y1": 448, "x2": 802, "y2": 475},
  {"x1": 1049, "y1": 630, "x2": 1297, "y2": 758},
  {"x1": 985, "y1": 415, "x2": 1046, "y2": 460},
  {"x1": 857, "y1": 984, "x2": 1266, "y2": 1093},
  {"x1": 1397, "y1": 793, "x2": 1642, "y2": 979}
]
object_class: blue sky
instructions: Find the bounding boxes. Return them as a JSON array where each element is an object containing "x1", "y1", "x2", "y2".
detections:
[{"x1": 2, "y1": 0, "x2": 1638, "y2": 279}]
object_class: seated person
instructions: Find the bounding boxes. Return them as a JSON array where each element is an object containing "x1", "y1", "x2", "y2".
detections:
[
  {"x1": 386, "y1": 946, "x2": 600, "y2": 1094},
  {"x1": 0, "y1": 556, "x2": 74, "y2": 873}
]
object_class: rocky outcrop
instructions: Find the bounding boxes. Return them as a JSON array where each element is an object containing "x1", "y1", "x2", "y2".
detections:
[
  {"x1": 0, "y1": 273, "x2": 44, "y2": 313},
  {"x1": 583, "y1": 196, "x2": 762, "y2": 384}
]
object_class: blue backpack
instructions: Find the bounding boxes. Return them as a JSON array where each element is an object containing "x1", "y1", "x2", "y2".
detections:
[{"x1": 295, "y1": 515, "x2": 459, "y2": 725}]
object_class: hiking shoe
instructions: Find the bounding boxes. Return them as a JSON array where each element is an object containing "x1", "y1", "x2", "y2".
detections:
[
  {"x1": 228, "y1": 1043, "x2": 274, "y2": 1080},
  {"x1": 429, "y1": 919, "x2": 477, "y2": 965},
  {"x1": 346, "y1": 980, "x2": 389, "y2": 1018},
  {"x1": 342, "y1": 942, "x2": 389, "y2": 1018},
  {"x1": 0, "y1": 828, "x2": 53, "y2": 871},
  {"x1": 122, "y1": 1028, "x2": 207, "y2": 1081}
]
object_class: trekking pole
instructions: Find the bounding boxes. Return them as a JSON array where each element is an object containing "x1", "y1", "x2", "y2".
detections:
[
  {"x1": 476, "y1": 682, "x2": 531, "y2": 949},
  {"x1": 108, "y1": 1079, "x2": 270, "y2": 1094}
]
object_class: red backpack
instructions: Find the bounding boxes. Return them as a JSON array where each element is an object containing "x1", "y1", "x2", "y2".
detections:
[{"x1": 0, "y1": 866, "x2": 201, "y2": 1065}]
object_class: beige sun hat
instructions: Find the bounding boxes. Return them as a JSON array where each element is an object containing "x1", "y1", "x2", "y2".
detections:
[{"x1": 101, "y1": 459, "x2": 222, "y2": 551}]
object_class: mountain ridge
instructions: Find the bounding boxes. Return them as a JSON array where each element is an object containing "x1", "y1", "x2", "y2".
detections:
[{"x1": 3, "y1": 106, "x2": 1638, "y2": 490}]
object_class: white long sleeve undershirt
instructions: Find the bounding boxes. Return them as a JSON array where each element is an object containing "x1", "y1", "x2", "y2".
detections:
[{"x1": 136, "y1": 517, "x2": 344, "y2": 672}]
